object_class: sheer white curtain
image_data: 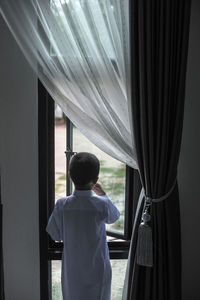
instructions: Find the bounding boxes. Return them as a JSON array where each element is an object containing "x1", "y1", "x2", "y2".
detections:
[{"x1": 0, "y1": 0, "x2": 137, "y2": 168}]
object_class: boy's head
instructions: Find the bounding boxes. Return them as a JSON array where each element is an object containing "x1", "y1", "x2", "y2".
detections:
[{"x1": 69, "y1": 152, "x2": 100, "y2": 188}]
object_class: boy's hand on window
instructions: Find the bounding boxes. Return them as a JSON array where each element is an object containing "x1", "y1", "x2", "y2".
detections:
[{"x1": 93, "y1": 183, "x2": 106, "y2": 196}]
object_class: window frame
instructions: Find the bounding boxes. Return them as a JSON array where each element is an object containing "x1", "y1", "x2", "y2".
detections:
[{"x1": 38, "y1": 80, "x2": 141, "y2": 299}]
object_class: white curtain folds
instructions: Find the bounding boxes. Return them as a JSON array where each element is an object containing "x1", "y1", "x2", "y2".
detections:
[{"x1": 0, "y1": 0, "x2": 137, "y2": 168}]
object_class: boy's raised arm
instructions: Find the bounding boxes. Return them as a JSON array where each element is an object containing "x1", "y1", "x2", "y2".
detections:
[{"x1": 93, "y1": 183, "x2": 120, "y2": 224}]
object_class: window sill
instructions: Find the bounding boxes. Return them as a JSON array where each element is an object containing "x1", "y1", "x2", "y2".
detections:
[{"x1": 48, "y1": 240, "x2": 130, "y2": 260}]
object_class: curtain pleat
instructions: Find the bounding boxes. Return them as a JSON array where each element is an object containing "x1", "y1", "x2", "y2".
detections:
[{"x1": 124, "y1": 0, "x2": 191, "y2": 299}]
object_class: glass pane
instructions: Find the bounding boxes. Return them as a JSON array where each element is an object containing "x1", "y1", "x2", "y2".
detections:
[
  {"x1": 52, "y1": 259, "x2": 127, "y2": 300},
  {"x1": 111, "y1": 260, "x2": 127, "y2": 300},
  {"x1": 73, "y1": 126, "x2": 126, "y2": 234},
  {"x1": 55, "y1": 104, "x2": 66, "y2": 201},
  {"x1": 52, "y1": 261, "x2": 62, "y2": 300}
]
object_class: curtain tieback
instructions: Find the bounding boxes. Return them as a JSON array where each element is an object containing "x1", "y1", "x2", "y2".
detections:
[
  {"x1": 145, "y1": 180, "x2": 177, "y2": 204},
  {"x1": 136, "y1": 180, "x2": 177, "y2": 267}
]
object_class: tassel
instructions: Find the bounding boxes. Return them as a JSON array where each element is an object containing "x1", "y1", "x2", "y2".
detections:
[{"x1": 136, "y1": 211, "x2": 153, "y2": 267}]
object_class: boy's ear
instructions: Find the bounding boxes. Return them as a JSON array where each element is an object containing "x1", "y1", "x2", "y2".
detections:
[
  {"x1": 93, "y1": 177, "x2": 98, "y2": 184},
  {"x1": 68, "y1": 171, "x2": 71, "y2": 179}
]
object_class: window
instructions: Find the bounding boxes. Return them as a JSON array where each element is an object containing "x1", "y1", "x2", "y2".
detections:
[{"x1": 38, "y1": 84, "x2": 141, "y2": 298}]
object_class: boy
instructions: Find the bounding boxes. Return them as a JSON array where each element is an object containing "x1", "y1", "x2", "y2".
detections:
[{"x1": 46, "y1": 152, "x2": 120, "y2": 300}]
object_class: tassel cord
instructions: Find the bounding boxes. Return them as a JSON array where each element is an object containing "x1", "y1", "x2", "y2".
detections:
[{"x1": 136, "y1": 180, "x2": 177, "y2": 267}]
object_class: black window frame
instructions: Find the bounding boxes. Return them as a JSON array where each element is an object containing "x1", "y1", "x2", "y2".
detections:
[{"x1": 38, "y1": 80, "x2": 141, "y2": 299}]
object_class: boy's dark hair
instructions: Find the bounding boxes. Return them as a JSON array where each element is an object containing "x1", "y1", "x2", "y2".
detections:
[{"x1": 69, "y1": 152, "x2": 100, "y2": 186}]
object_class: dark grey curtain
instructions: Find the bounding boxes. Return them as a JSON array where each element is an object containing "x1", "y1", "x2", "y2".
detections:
[{"x1": 126, "y1": 0, "x2": 191, "y2": 299}]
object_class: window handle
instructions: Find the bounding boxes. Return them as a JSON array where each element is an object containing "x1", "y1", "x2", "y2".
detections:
[{"x1": 64, "y1": 150, "x2": 77, "y2": 157}]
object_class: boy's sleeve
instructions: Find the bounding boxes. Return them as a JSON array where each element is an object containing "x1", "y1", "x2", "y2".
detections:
[
  {"x1": 101, "y1": 194, "x2": 120, "y2": 224},
  {"x1": 46, "y1": 199, "x2": 63, "y2": 241}
]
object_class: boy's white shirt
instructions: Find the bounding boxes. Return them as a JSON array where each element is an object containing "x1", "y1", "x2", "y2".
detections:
[{"x1": 46, "y1": 190, "x2": 120, "y2": 300}]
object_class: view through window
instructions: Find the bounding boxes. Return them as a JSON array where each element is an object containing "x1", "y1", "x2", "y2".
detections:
[{"x1": 54, "y1": 104, "x2": 126, "y2": 234}]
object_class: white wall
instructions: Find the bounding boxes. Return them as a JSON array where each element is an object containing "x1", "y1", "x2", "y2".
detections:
[
  {"x1": 178, "y1": 0, "x2": 200, "y2": 299},
  {"x1": 0, "y1": 16, "x2": 40, "y2": 300}
]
